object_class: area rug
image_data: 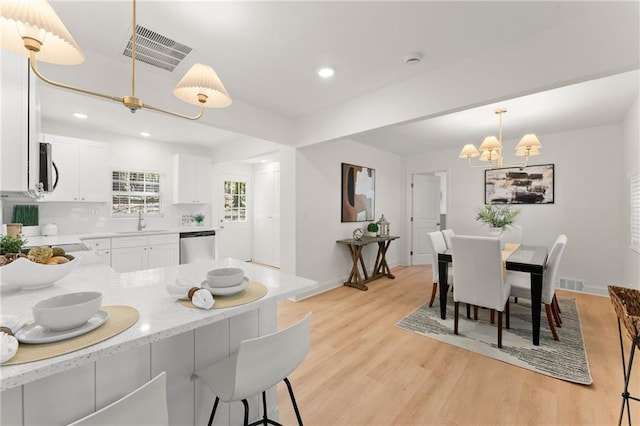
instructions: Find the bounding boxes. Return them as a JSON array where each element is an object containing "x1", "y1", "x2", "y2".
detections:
[{"x1": 396, "y1": 296, "x2": 593, "y2": 385}]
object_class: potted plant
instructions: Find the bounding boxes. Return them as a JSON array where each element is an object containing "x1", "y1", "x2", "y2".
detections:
[
  {"x1": 475, "y1": 204, "x2": 520, "y2": 248},
  {"x1": 366, "y1": 222, "x2": 379, "y2": 237},
  {"x1": 0, "y1": 234, "x2": 26, "y2": 255},
  {"x1": 193, "y1": 214, "x2": 205, "y2": 226}
]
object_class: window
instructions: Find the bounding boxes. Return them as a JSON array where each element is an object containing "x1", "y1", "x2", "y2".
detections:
[
  {"x1": 223, "y1": 180, "x2": 247, "y2": 222},
  {"x1": 112, "y1": 171, "x2": 161, "y2": 214},
  {"x1": 632, "y1": 172, "x2": 640, "y2": 253}
]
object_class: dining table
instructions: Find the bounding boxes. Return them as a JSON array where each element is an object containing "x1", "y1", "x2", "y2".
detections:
[{"x1": 438, "y1": 244, "x2": 548, "y2": 346}]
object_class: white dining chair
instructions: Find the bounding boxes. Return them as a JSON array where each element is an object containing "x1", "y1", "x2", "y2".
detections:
[
  {"x1": 426, "y1": 231, "x2": 453, "y2": 307},
  {"x1": 451, "y1": 235, "x2": 511, "y2": 348},
  {"x1": 506, "y1": 234, "x2": 568, "y2": 340},
  {"x1": 441, "y1": 228, "x2": 455, "y2": 249},
  {"x1": 67, "y1": 372, "x2": 168, "y2": 426},
  {"x1": 193, "y1": 312, "x2": 312, "y2": 426}
]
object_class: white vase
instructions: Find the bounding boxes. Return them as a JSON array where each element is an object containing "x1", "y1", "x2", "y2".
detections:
[{"x1": 488, "y1": 227, "x2": 505, "y2": 249}]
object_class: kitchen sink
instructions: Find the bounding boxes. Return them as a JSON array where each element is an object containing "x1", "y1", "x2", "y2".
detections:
[{"x1": 114, "y1": 229, "x2": 171, "y2": 235}]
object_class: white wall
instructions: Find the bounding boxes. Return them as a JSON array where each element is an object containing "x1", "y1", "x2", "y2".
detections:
[
  {"x1": 622, "y1": 95, "x2": 640, "y2": 288},
  {"x1": 295, "y1": 138, "x2": 404, "y2": 288},
  {"x1": 406, "y1": 124, "x2": 624, "y2": 295}
]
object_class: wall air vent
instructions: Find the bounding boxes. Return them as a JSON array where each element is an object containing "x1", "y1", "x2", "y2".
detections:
[
  {"x1": 122, "y1": 25, "x2": 192, "y2": 72},
  {"x1": 559, "y1": 277, "x2": 585, "y2": 292}
]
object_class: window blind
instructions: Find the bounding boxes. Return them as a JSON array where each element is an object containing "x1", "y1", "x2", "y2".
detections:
[{"x1": 632, "y1": 172, "x2": 640, "y2": 253}]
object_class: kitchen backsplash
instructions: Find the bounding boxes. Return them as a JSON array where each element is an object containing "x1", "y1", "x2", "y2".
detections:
[{"x1": 1, "y1": 201, "x2": 211, "y2": 235}]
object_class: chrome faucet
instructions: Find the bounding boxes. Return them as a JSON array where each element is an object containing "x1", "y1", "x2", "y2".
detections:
[{"x1": 137, "y1": 211, "x2": 147, "y2": 231}]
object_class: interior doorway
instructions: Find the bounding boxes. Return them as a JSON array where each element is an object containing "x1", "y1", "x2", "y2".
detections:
[{"x1": 409, "y1": 171, "x2": 447, "y2": 266}]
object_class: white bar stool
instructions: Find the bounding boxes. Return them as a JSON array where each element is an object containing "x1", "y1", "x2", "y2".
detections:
[{"x1": 193, "y1": 312, "x2": 312, "y2": 426}]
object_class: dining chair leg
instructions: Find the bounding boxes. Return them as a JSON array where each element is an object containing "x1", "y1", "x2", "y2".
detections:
[
  {"x1": 473, "y1": 305, "x2": 478, "y2": 320},
  {"x1": 428, "y1": 282, "x2": 438, "y2": 307},
  {"x1": 490, "y1": 309, "x2": 495, "y2": 324},
  {"x1": 553, "y1": 294, "x2": 561, "y2": 314},
  {"x1": 497, "y1": 311, "x2": 503, "y2": 348},
  {"x1": 545, "y1": 304, "x2": 560, "y2": 341},
  {"x1": 261, "y1": 391, "x2": 269, "y2": 425},
  {"x1": 505, "y1": 300, "x2": 510, "y2": 329},
  {"x1": 454, "y1": 302, "x2": 460, "y2": 335},
  {"x1": 552, "y1": 302, "x2": 562, "y2": 328},
  {"x1": 208, "y1": 396, "x2": 220, "y2": 426}
]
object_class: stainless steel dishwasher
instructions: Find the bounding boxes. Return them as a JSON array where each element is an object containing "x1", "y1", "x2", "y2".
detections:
[{"x1": 179, "y1": 230, "x2": 216, "y2": 264}]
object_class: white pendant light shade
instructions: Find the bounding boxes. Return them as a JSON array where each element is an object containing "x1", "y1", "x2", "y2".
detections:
[
  {"x1": 173, "y1": 63, "x2": 232, "y2": 108},
  {"x1": 458, "y1": 144, "x2": 480, "y2": 159},
  {"x1": 0, "y1": 0, "x2": 84, "y2": 64},
  {"x1": 479, "y1": 136, "x2": 502, "y2": 151},
  {"x1": 516, "y1": 133, "x2": 541, "y2": 149}
]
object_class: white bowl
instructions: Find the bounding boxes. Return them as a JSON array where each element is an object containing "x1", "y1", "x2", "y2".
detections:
[
  {"x1": 0, "y1": 257, "x2": 79, "y2": 290},
  {"x1": 32, "y1": 291, "x2": 103, "y2": 331},
  {"x1": 206, "y1": 267, "x2": 245, "y2": 288}
]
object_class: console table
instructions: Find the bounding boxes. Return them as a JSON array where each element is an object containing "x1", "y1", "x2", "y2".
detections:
[{"x1": 336, "y1": 235, "x2": 399, "y2": 291}]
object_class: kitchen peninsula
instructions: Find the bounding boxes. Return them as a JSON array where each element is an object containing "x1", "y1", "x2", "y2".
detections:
[{"x1": 0, "y1": 258, "x2": 317, "y2": 425}]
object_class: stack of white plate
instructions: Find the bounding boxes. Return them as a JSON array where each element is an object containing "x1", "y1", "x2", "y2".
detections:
[{"x1": 202, "y1": 268, "x2": 249, "y2": 295}]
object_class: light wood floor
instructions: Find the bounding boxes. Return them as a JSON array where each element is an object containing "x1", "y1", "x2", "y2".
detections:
[{"x1": 276, "y1": 265, "x2": 639, "y2": 425}]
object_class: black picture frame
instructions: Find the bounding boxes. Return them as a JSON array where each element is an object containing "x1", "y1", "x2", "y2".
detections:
[
  {"x1": 341, "y1": 163, "x2": 375, "y2": 222},
  {"x1": 484, "y1": 164, "x2": 554, "y2": 204}
]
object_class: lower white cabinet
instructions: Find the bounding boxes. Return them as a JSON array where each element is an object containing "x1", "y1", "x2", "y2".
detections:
[
  {"x1": 81, "y1": 238, "x2": 111, "y2": 266},
  {"x1": 111, "y1": 234, "x2": 179, "y2": 273}
]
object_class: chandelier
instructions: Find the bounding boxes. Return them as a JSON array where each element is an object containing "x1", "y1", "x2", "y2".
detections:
[
  {"x1": 0, "y1": 0, "x2": 231, "y2": 120},
  {"x1": 458, "y1": 108, "x2": 541, "y2": 168}
]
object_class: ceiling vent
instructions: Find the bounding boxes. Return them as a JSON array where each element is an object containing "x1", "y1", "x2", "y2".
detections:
[{"x1": 122, "y1": 25, "x2": 192, "y2": 72}]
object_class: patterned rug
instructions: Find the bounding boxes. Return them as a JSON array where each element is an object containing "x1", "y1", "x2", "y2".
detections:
[{"x1": 396, "y1": 296, "x2": 593, "y2": 385}]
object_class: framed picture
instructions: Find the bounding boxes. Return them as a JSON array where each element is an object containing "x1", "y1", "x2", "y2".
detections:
[
  {"x1": 341, "y1": 163, "x2": 375, "y2": 222},
  {"x1": 484, "y1": 164, "x2": 554, "y2": 204}
]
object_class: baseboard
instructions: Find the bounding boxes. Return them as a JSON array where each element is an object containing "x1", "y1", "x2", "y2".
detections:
[{"x1": 288, "y1": 260, "x2": 403, "y2": 301}]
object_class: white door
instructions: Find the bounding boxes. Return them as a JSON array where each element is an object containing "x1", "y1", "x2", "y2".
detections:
[
  {"x1": 218, "y1": 175, "x2": 251, "y2": 261},
  {"x1": 253, "y1": 168, "x2": 281, "y2": 267},
  {"x1": 411, "y1": 174, "x2": 441, "y2": 265}
]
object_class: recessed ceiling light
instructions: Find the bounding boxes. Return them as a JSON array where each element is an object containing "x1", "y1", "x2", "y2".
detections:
[
  {"x1": 73, "y1": 112, "x2": 88, "y2": 119},
  {"x1": 140, "y1": 132, "x2": 151, "y2": 137},
  {"x1": 317, "y1": 67, "x2": 335, "y2": 78}
]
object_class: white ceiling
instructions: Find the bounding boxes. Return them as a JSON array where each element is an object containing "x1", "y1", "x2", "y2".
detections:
[{"x1": 28, "y1": 1, "x2": 640, "y2": 157}]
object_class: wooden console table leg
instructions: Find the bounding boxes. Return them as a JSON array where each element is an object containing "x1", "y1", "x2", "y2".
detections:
[
  {"x1": 375, "y1": 241, "x2": 395, "y2": 279},
  {"x1": 343, "y1": 244, "x2": 368, "y2": 291}
]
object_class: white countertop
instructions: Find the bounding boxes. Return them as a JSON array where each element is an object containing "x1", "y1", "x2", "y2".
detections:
[
  {"x1": 23, "y1": 227, "x2": 221, "y2": 247},
  {"x1": 0, "y1": 258, "x2": 317, "y2": 391}
]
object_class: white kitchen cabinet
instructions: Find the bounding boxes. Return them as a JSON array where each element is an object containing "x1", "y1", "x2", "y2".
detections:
[
  {"x1": 81, "y1": 238, "x2": 111, "y2": 266},
  {"x1": 0, "y1": 50, "x2": 40, "y2": 197},
  {"x1": 111, "y1": 234, "x2": 179, "y2": 273},
  {"x1": 172, "y1": 153, "x2": 212, "y2": 204},
  {"x1": 40, "y1": 134, "x2": 110, "y2": 203}
]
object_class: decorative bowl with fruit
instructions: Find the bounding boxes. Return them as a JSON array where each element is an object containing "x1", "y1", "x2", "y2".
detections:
[{"x1": 0, "y1": 243, "x2": 79, "y2": 290}]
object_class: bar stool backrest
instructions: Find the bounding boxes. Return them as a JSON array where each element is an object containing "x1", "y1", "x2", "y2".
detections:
[{"x1": 231, "y1": 312, "x2": 312, "y2": 401}]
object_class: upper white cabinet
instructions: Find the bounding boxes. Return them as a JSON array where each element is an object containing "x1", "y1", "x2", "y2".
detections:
[
  {"x1": 0, "y1": 51, "x2": 40, "y2": 197},
  {"x1": 172, "y1": 154, "x2": 211, "y2": 204},
  {"x1": 40, "y1": 134, "x2": 111, "y2": 203}
]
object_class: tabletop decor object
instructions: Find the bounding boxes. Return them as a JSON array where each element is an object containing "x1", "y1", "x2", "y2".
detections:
[
  {"x1": 194, "y1": 214, "x2": 205, "y2": 226},
  {"x1": 366, "y1": 222, "x2": 379, "y2": 237},
  {"x1": 32, "y1": 291, "x2": 103, "y2": 331},
  {"x1": 0, "y1": 256, "x2": 79, "y2": 290},
  {"x1": 352, "y1": 228, "x2": 364, "y2": 241},
  {"x1": 476, "y1": 204, "x2": 520, "y2": 248}
]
